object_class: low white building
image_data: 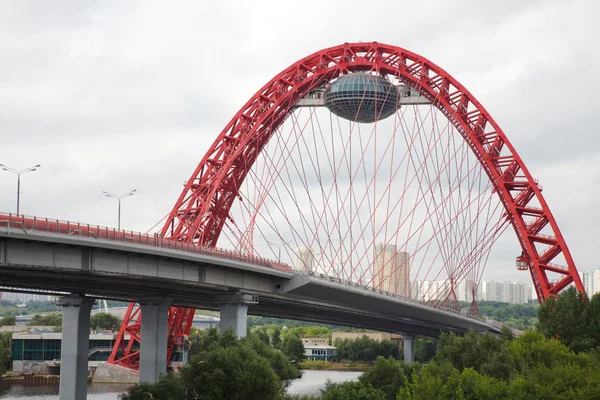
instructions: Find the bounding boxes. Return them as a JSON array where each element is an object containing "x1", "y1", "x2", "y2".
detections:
[{"x1": 304, "y1": 345, "x2": 337, "y2": 361}]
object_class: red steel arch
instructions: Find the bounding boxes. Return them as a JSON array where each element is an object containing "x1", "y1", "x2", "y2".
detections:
[{"x1": 110, "y1": 42, "x2": 584, "y2": 370}]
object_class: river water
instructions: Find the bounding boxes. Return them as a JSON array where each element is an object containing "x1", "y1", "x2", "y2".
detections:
[{"x1": 0, "y1": 370, "x2": 362, "y2": 399}]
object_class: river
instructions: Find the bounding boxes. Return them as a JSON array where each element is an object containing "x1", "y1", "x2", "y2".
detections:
[{"x1": 0, "y1": 370, "x2": 362, "y2": 399}]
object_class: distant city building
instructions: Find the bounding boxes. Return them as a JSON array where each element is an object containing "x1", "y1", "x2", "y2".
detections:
[
  {"x1": 295, "y1": 247, "x2": 316, "y2": 273},
  {"x1": 412, "y1": 280, "x2": 452, "y2": 302},
  {"x1": 413, "y1": 280, "x2": 533, "y2": 304},
  {"x1": 484, "y1": 281, "x2": 533, "y2": 304},
  {"x1": 372, "y1": 244, "x2": 410, "y2": 296},
  {"x1": 456, "y1": 280, "x2": 483, "y2": 302},
  {"x1": 0, "y1": 292, "x2": 56, "y2": 303},
  {"x1": 581, "y1": 269, "x2": 600, "y2": 296}
]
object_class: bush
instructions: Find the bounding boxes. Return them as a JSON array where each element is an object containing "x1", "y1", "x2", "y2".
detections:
[
  {"x1": 183, "y1": 346, "x2": 281, "y2": 400},
  {"x1": 0, "y1": 316, "x2": 16, "y2": 326},
  {"x1": 322, "y1": 381, "x2": 387, "y2": 400},
  {"x1": 359, "y1": 356, "x2": 405, "y2": 400},
  {"x1": 119, "y1": 373, "x2": 185, "y2": 400}
]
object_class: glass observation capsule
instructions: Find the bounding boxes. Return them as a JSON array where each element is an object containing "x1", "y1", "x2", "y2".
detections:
[{"x1": 323, "y1": 73, "x2": 400, "y2": 123}]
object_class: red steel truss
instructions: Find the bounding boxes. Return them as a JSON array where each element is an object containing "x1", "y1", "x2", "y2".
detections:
[{"x1": 108, "y1": 42, "x2": 585, "y2": 370}]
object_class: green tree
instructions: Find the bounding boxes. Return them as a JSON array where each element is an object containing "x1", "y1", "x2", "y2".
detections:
[
  {"x1": 241, "y1": 333, "x2": 299, "y2": 388},
  {"x1": 280, "y1": 331, "x2": 305, "y2": 361},
  {"x1": 252, "y1": 326, "x2": 271, "y2": 345},
  {"x1": 435, "y1": 331, "x2": 513, "y2": 380},
  {"x1": 334, "y1": 336, "x2": 400, "y2": 362},
  {"x1": 90, "y1": 312, "x2": 121, "y2": 331},
  {"x1": 322, "y1": 381, "x2": 387, "y2": 400},
  {"x1": 0, "y1": 332, "x2": 12, "y2": 375},
  {"x1": 272, "y1": 327, "x2": 282, "y2": 347},
  {"x1": 359, "y1": 356, "x2": 405, "y2": 400},
  {"x1": 119, "y1": 373, "x2": 185, "y2": 400},
  {"x1": 183, "y1": 345, "x2": 281, "y2": 400},
  {"x1": 28, "y1": 313, "x2": 62, "y2": 327},
  {"x1": 537, "y1": 287, "x2": 600, "y2": 353},
  {"x1": 0, "y1": 315, "x2": 16, "y2": 326},
  {"x1": 414, "y1": 339, "x2": 435, "y2": 363}
]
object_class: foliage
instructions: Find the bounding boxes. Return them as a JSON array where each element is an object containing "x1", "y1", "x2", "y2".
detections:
[
  {"x1": 272, "y1": 327, "x2": 282, "y2": 346},
  {"x1": 0, "y1": 300, "x2": 57, "y2": 318},
  {"x1": 188, "y1": 328, "x2": 237, "y2": 359},
  {"x1": 359, "y1": 356, "x2": 405, "y2": 400},
  {"x1": 397, "y1": 362, "x2": 509, "y2": 400},
  {"x1": 435, "y1": 331, "x2": 513, "y2": 380},
  {"x1": 90, "y1": 312, "x2": 121, "y2": 331},
  {"x1": 119, "y1": 373, "x2": 185, "y2": 400},
  {"x1": 122, "y1": 329, "x2": 299, "y2": 400},
  {"x1": 28, "y1": 313, "x2": 62, "y2": 327},
  {"x1": 334, "y1": 336, "x2": 399, "y2": 362},
  {"x1": 288, "y1": 326, "x2": 332, "y2": 337},
  {"x1": 298, "y1": 359, "x2": 369, "y2": 371},
  {"x1": 183, "y1": 345, "x2": 281, "y2": 400},
  {"x1": 251, "y1": 326, "x2": 271, "y2": 345},
  {"x1": 414, "y1": 339, "x2": 436, "y2": 363},
  {"x1": 537, "y1": 287, "x2": 600, "y2": 353},
  {"x1": 248, "y1": 316, "x2": 345, "y2": 331},
  {"x1": 24, "y1": 300, "x2": 57, "y2": 313},
  {"x1": 279, "y1": 331, "x2": 305, "y2": 361},
  {"x1": 241, "y1": 333, "x2": 300, "y2": 388},
  {"x1": 321, "y1": 380, "x2": 387, "y2": 400},
  {"x1": 0, "y1": 332, "x2": 12, "y2": 375},
  {"x1": 460, "y1": 300, "x2": 538, "y2": 331},
  {"x1": 0, "y1": 315, "x2": 16, "y2": 326}
]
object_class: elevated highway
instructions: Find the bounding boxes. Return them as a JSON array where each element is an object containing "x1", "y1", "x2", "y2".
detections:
[{"x1": 0, "y1": 213, "x2": 497, "y2": 337}]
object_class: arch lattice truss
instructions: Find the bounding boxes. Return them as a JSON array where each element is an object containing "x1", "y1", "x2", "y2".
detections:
[{"x1": 108, "y1": 42, "x2": 584, "y2": 371}]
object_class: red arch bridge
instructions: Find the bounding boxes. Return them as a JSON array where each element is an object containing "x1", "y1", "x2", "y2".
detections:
[{"x1": 0, "y1": 42, "x2": 584, "y2": 395}]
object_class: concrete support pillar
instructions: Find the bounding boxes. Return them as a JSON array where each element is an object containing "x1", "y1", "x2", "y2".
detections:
[
  {"x1": 139, "y1": 297, "x2": 172, "y2": 384},
  {"x1": 58, "y1": 295, "x2": 94, "y2": 400},
  {"x1": 217, "y1": 294, "x2": 258, "y2": 337},
  {"x1": 403, "y1": 335, "x2": 415, "y2": 364}
]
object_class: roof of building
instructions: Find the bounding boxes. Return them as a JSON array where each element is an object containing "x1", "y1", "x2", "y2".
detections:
[{"x1": 303, "y1": 345, "x2": 337, "y2": 350}]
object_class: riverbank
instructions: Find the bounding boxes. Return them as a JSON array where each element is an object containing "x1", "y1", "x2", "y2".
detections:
[{"x1": 298, "y1": 360, "x2": 369, "y2": 371}]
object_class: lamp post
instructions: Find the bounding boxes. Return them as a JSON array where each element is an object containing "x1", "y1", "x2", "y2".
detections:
[
  {"x1": 0, "y1": 164, "x2": 41, "y2": 215},
  {"x1": 103, "y1": 189, "x2": 136, "y2": 230},
  {"x1": 267, "y1": 239, "x2": 292, "y2": 262}
]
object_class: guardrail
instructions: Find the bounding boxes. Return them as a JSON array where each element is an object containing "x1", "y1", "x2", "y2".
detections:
[
  {"x1": 0, "y1": 213, "x2": 292, "y2": 273},
  {"x1": 296, "y1": 270, "x2": 487, "y2": 323}
]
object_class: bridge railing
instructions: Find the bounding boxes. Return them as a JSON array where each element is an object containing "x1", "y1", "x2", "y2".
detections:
[
  {"x1": 294, "y1": 270, "x2": 487, "y2": 322},
  {"x1": 0, "y1": 213, "x2": 292, "y2": 273}
]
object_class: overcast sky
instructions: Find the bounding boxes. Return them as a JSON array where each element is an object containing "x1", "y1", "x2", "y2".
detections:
[{"x1": 1, "y1": 0, "x2": 599, "y2": 284}]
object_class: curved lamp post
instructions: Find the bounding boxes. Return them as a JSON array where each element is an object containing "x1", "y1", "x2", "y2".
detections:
[{"x1": 0, "y1": 163, "x2": 41, "y2": 215}]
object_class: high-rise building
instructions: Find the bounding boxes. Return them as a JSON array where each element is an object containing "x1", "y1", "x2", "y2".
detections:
[
  {"x1": 295, "y1": 247, "x2": 316, "y2": 273},
  {"x1": 482, "y1": 281, "x2": 533, "y2": 304},
  {"x1": 372, "y1": 244, "x2": 410, "y2": 296},
  {"x1": 413, "y1": 280, "x2": 451, "y2": 302},
  {"x1": 581, "y1": 269, "x2": 600, "y2": 296},
  {"x1": 456, "y1": 279, "x2": 481, "y2": 302}
]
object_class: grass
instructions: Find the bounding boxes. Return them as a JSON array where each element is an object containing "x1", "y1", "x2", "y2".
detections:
[{"x1": 298, "y1": 359, "x2": 369, "y2": 371}]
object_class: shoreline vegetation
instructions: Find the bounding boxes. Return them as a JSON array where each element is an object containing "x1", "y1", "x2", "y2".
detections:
[{"x1": 298, "y1": 360, "x2": 370, "y2": 371}]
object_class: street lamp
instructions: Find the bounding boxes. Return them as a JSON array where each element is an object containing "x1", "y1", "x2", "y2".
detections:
[
  {"x1": 268, "y1": 239, "x2": 292, "y2": 262},
  {"x1": 103, "y1": 189, "x2": 136, "y2": 230},
  {"x1": 0, "y1": 163, "x2": 41, "y2": 215}
]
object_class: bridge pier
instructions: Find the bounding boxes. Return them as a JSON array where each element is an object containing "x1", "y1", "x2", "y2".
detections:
[
  {"x1": 403, "y1": 335, "x2": 415, "y2": 364},
  {"x1": 217, "y1": 294, "x2": 258, "y2": 337},
  {"x1": 58, "y1": 295, "x2": 95, "y2": 400},
  {"x1": 139, "y1": 297, "x2": 172, "y2": 383}
]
